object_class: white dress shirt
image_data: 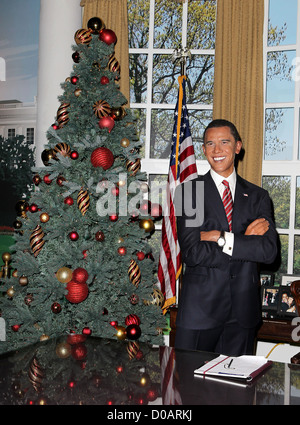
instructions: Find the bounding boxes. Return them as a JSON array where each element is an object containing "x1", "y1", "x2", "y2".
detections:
[{"x1": 210, "y1": 169, "x2": 235, "y2": 256}]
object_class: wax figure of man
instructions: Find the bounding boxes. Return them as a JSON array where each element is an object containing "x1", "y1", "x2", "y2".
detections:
[{"x1": 175, "y1": 119, "x2": 278, "y2": 356}]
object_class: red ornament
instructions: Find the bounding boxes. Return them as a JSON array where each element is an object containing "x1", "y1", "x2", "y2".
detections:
[
  {"x1": 67, "y1": 333, "x2": 86, "y2": 345},
  {"x1": 70, "y1": 151, "x2": 79, "y2": 160},
  {"x1": 126, "y1": 324, "x2": 141, "y2": 340},
  {"x1": 69, "y1": 231, "x2": 79, "y2": 241},
  {"x1": 71, "y1": 76, "x2": 79, "y2": 84},
  {"x1": 99, "y1": 29, "x2": 117, "y2": 45},
  {"x1": 147, "y1": 387, "x2": 158, "y2": 402},
  {"x1": 29, "y1": 203, "x2": 38, "y2": 213},
  {"x1": 110, "y1": 320, "x2": 118, "y2": 328},
  {"x1": 125, "y1": 314, "x2": 141, "y2": 326},
  {"x1": 82, "y1": 327, "x2": 92, "y2": 336},
  {"x1": 72, "y1": 267, "x2": 89, "y2": 284},
  {"x1": 98, "y1": 116, "x2": 115, "y2": 133},
  {"x1": 12, "y1": 325, "x2": 21, "y2": 332},
  {"x1": 64, "y1": 196, "x2": 74, "y2": 206},
  {"x1": 111, "y1": 186, "x2": 119, "y2": 196},
  {"x1": 71, "y1": 342, "x2": 87, "y2": 360},
  {"x1": 56, "y1": 176, "x2": 65, "y2": 186},
  {"x1": 65, "y1": 280, "x2": 89, "y2": 303},
  {"x1": 52, "y1": 123, "x2": 59, "y2": 130},
  {"x1": 151, "y1": 203, "x2": 163, "y2": 218},
  {"x1": 43, "y1": 174, "x2": 52, "y2": 185},
  {"x1": 116, "y1": 365, "x2": 124, "y2": 374},
  {"x1": 33, "y1": 175, "x2": 42, "y2": 186},
  {"x1": 51, "y1": 302, "x2": 61, "y2": 314},
  {"x1": 68, "y1": 380, "x2": 76, "y2": 389},
  {"x1": 91, "y1": 147, "x2": 114, "y2": 169},
  {"x1": 136, "y1": 251, "x2": 145, "y2": 261},
  {"x1": 100, "y1": 76, "x2": 109, "y2": 85},
  {"x1": 72, "y1": 51, "x2": 80, "y2": 63},
  {"x1": 118, "y1": 246, "x2": 126, "y2": 256},
  {"x1": 109, "y1": 214, "x2": 118, "y2": 222},
  {"x1": 95, "y1": 231, "x2": 105, "y2": 242}
]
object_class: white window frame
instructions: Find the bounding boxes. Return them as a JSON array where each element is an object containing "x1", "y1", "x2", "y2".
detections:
[{"x1": 262, "y1": 0, "x2": 300, "y2": 274}]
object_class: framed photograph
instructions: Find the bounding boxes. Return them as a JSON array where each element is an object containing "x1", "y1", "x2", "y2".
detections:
[
  {"x1": 280, "y1": 274, "x2": 300, "y2": 286},
  {"x1": 261, "y1": 286, "x2": 280, "y2": 315},
  {"x1": 277, "y1": 286, "x2": 298, "y2": 317},
  {"x1": 260, "y1": 273, "x2": 274, "y2": 287}
]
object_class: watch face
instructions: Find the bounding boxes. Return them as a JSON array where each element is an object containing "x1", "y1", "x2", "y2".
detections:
[{"x1": 218, "y1": 237, "x2": 225, "y2": 247}]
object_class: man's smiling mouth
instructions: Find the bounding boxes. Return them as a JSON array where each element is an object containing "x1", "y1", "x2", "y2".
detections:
[{"x1": 213, "y1": 156, "x2": 226, "y2": 161}]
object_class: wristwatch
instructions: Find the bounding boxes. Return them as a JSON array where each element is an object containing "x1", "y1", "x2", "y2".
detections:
[{"x1": 217, "y1": 230, "x2": 226, "y2": 247}]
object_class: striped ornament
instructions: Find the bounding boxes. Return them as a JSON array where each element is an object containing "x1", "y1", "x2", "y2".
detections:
[
  {"x1": 77, "y1": 188, "x2": 90, "y2": 216},
  {"x1": 30, "y1": 225, "x2": 45, "y2": 257}
]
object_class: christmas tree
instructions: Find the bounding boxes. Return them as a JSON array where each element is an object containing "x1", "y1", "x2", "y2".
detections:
[{"x1": 0, "y1": 17, "x2": 165, "y2": 354}]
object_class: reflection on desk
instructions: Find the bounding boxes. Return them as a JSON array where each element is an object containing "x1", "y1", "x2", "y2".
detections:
[{"x1": 0, "y1": 335, "x2": 300, "y2": 405}]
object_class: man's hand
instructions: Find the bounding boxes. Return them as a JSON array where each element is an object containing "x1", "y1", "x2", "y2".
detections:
[
  {"x1": 244, "y1": 218, "x2": 269, "y2": 236},
  {"x1": 200, "y1": 230, "x2": 220, "y2": 242}
]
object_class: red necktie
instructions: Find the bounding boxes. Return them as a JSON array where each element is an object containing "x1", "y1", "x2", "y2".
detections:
[{"x1": 222, "y1": 180, "x2": 233, "y2": 232}]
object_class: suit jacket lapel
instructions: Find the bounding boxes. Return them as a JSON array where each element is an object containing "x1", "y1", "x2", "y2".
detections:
[{"x1": 232, "y1": 175, "x2": 249, "y2": 232}]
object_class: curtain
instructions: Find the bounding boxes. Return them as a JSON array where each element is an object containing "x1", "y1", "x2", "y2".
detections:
[
  {"x1": 213, "y1": 0, "x2": 264, "y2": 186},
  {"x1": 80, "y1": 0, "x2": 130, "y2": 104}
]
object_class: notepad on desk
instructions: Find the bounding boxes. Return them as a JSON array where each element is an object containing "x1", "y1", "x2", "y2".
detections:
[{"x1": 194, "y1": 355, "x2": 272, "y2": 383}]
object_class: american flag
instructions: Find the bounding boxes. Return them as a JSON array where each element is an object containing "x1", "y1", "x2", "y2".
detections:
[
  {"x1": 159, "y1": 346, "x2": 182, "y2": 405},
  {"x1": 157, "y1": 76, "x2": 197, "y2": 311}
]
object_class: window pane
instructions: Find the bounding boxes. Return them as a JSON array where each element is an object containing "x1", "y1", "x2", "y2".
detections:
[
  {"x1": 268, "y1": 0, "x2": 298, "y2": 46},
  {"x1": 128, "y1": 0, "x2": 150, "y2": 48},
  {"x1": 150, "y1": 109, "x2": 173, "y2": 158},
  {"x1": 264, "y1": 108, "x2": 294, "y2": 160},
  {"x1": 188, "y1": 0, "x2": 216, "y2": 49},
  {"x1": 294, "y1": 235, "x2": 300, "y2": 274},
  {"x1": 131, "y1": 108, "x2": 146, "y2": 158},
  {"x1": 296, "y1": 177, "x2": 300, "y2": 229},
  {"x1": 186, "y1": 55, "x2": 214, "y2": 105},
  {"x1": 152, "y1": 55, "x2": 179, "y2": 104},
  {"x1": 130, "y1": 54, "x2": 148, "y2": 103},
  {"x1": 262, "y1": 176, "x2": 290, "y2": 229},
  {"x1": 154, "y1": 0, "x2": 182, "y2": 49},
  {"x1": 266, "y1": 50, "x2": 295, "y2": 103},
  {"x1": 189, "y1": 109, "x2": 213, "y2": 159}
]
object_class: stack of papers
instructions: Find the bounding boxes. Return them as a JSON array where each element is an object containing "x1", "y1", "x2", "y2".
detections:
[{"x1": 194, "y1": 355, "x2": 272, "y2": 383}]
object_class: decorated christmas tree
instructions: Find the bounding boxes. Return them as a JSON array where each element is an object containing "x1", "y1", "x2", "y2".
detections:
[{"x1": 0, "y1": 17, "x2": 165, "y2": 354}]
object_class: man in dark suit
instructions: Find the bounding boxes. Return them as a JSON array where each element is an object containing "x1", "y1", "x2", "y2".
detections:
[{"x1": 175, "y1": 119, "x2": 278, "y2": 356}]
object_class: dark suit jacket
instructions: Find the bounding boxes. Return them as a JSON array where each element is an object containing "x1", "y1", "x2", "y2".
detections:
[{"x1": 175, "y1": 171, "x2": 278, "y2": 330}]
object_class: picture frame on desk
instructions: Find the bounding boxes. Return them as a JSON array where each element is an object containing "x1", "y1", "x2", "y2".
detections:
[
  {"x1": 280, "y1": 274, "x2": 300, "y2": 287},
  {"x1": 277, "y1": 285, "x2": 298, "y2": 318},
  {"x1": 261, "y1": 286, "x2": 280, "y2": 318},
  {"x1": 260, "y1": 272, "x2": 274, "y2": 287}
]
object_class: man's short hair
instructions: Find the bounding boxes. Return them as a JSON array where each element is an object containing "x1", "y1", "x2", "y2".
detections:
[{"x1": 203, "y1": 119, "x2": 242, "y2": 143}]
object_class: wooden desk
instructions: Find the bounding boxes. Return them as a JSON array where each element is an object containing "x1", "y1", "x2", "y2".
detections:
[{"x1": 169, "y1": 306, "x2": 300, "y2": 347}]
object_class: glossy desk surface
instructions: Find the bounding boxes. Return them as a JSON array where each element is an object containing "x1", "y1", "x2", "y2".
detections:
[{"x1": 0, "y1": 335, "x2": 299, "y2": 406}]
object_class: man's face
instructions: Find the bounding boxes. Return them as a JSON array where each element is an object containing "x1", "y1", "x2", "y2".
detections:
[{"x1": 202, "y1": 126, "x2": 242, "y2": 178}]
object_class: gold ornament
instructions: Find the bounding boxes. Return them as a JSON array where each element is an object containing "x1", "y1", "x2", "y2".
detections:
[
  {"x1": 53, "y1": 142, "x2": 71, "y2": 158},
  {"x1": 127, "y1": 341, "x2": 140, "y2": 360},
  {"x1": 56, "y1": 267, "x2": 72, "y2": 284},
  {"x1": 56, "y1": 103, "x2": 70, "y2": 128},
  {"x1": 93, "y1": 100, "x2": 111, "y2": 118},
  {"x1": 41, "y1": 149, "x2": 55, "y2": 166},
  {"x1": 19, "y1": 275, "x2": 28, "y2": 286},
  {"x1": 40, "y1": 212, "x2": 50, "y2": 223},
  {"x1": 74, "y1": 28, "x2": 92, "y2": 45},
  {"x1": 108, "y1": 54, "x2": 120, "y2": 74},
  {"x1": 15, "y1": 199, "x2": 29, "y2": 218},
  {"x1": 40, "y1": 334, "x2": 50, "y2": 342},
  {"x1": 115, "y1": 326, "x2": 126, "y2": 340},
  {"x1": 28, "y1": 356, "x2": 44, "y2": 392},
  {"x1": 77, "y1": 188, "x2": 90, "y2": 216},
  {"x1": 30, "y1": 225, "x2": 45, "y2": 257},
  {"x1": 126, "y1": 158, "x2": 141, "y2": 176},
  {"x1": 74, "y1": 88, "x2": 82, "y2": 97},
  {"x1": 139, "y1": 218, "x2": 155, "y2": 233},
  {"x1": 128, "y1": 259, "x2": 141, "y2": 287},
  {"x1": 7, "y1": 287, "x2": 15, "y2": 298},
  {"x1": 120, "y1": 138, "x2": 130, "y2": 148},
  {"x1": 55, "y1": 342, "x2": 71, "y2": 359},
  {"x1": 143, "y1": 288, "x2": 165, "y2": 307},
  {"x1": 111, "y1": 107, "x2": 126, "y2": 121},
  {"x1": 0, "y1": 252, "x2": 11, "y2": 278}
]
